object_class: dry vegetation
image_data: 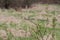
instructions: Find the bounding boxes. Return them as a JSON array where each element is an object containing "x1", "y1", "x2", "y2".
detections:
[{"x1": 0, "y1": 4, "x2": 60, "y2": 40}]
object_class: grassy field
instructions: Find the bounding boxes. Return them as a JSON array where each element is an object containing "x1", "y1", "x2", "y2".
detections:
[{"x1": 0, "y1": 4, "x2": 60, "y2": 40}]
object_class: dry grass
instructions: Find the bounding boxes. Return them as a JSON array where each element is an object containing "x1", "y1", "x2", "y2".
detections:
[{"x1": 0, "y1": 4, "x2": 60, "y2": 40}]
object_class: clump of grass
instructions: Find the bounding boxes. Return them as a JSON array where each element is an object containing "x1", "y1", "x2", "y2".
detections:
[
  {"x1": 7, "y1": 32, "x2": 14, "y2": 40},
  {"x1": 9, "y1": 22, "x2": 17, "y2": 28},
  {"x1": 0, "y1": 22, "x2": 8, "y2": 30}
]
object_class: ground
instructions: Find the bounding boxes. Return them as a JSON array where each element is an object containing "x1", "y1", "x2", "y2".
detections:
[{"x1": 0, "y1": 4, "x2": 60, "y2": 40}]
